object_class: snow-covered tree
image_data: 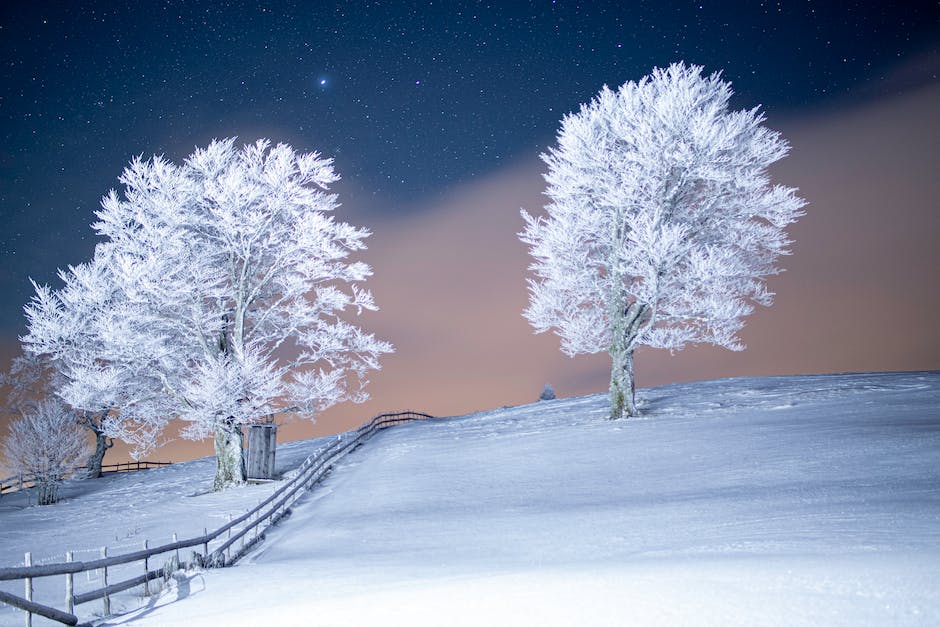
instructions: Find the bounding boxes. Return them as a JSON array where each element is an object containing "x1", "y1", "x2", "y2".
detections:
[
  {"x1": 1, "y1": 399, "x2": 91, "y2": 505},
  {"x1": 92, "y1": 138, "x2": 392, "y2": 489},
  {"x1": 520, "y1": 63, "x2": 806, "y2": 419},
  {"x1": 21, "y1": 252, "x2": 174, "y2": 476}
]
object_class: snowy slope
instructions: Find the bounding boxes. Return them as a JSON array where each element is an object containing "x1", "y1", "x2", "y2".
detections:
[
  {"x1": 0, "y1": 435, "x2": 336, "y2": 626},
  {"x1": 5, "y1": 371, "x2": 940, "y2": 626}
]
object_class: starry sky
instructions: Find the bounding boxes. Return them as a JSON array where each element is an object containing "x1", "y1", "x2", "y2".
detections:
[{"x1": 1, "y1": 1, "x2": 939, "y2": 464}]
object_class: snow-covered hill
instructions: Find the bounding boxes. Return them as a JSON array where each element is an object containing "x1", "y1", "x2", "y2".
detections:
[
  {"x1": 4, "y1": 371, "x2": 940, "y2": 626},
  {"x1": 0, "y1": 434, "x2": 337, "y2": 626}
]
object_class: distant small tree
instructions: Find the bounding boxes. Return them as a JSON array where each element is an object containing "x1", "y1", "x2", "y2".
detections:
[
  {"x1": 2, "y1": 400, "x2": 91, "y2": 505},
  {"x1": 539, "y1": 383, "x2": 556, "y2": 401},
  {"x1": 520, "y1": 63, "x2": 806, "y2": 419}
]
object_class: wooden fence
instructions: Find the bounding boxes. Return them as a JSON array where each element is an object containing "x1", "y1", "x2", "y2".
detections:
[
  {"x1": 0, "y1": 461, "x2": 172, "y2": 497},
  {"x1": 0, "y1": 410, "x2": 434, "y2": 626}
]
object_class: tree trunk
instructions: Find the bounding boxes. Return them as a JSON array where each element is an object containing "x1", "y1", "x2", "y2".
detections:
[
  {"x1": 609, "y1": 344, "x2": 637, "y2": 419},
  {"x1": 36, "y1": 477, "x2": 60, "y2": 506},
  {"x1": 84, "y1": 430, "x2": 113, "y2": 478},
  {"x1": 213, "y1": 419, "x2": 246, "y2": 491}
]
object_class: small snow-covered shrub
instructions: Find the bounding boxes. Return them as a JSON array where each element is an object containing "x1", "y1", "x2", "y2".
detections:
[
  {"x1": 1, "y1": 400, "x2": 91, "y2": 505},
  {"x1": 539, "y1": 383, "x2": 556, "y2": 401}
]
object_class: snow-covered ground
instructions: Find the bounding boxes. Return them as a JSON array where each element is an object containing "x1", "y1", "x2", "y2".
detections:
[
  {"x1": 0, "y1": 434, "x2": 336, "y2": 626},
  {"x1": 3, "y1": 371, "x2": 940, "y2": 626}
]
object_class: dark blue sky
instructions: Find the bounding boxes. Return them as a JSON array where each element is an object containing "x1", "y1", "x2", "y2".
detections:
[{"x1": 1, "y1": 0, "x2": 938, "y2": 335}]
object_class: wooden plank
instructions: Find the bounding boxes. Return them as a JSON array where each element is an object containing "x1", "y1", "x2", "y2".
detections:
[
  {"x1": 247, "y1": 425, "x2": 277, "y2": 479},
  {"x1": 0, "y1": 534, "x2": 212, "y2": 580},
  {"x1": 71, "y1": 568, "x2": 164, "y2": 606},
  {"x1": 0, "y1": 590, "x2": 77, "y2": 626}
]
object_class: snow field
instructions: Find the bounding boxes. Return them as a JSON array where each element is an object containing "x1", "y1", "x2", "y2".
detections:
[
  {"x1": 107, "y1": 371, "x2": 940, "y2": 626},
  {"x1": 2, "y1": 371, "x2": 938, "y2": 625},
  {"x1": 0, "y1": 435, "x2": 336, "y2": 625}
]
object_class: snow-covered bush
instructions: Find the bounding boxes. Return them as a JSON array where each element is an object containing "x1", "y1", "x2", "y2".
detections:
[
  {"x1": 520, "y1": 63, "x2": 806, "y2": 419},
  {"x1": 1, "y1": 400, "x2": 91, "y2": 505},
  {"x1": 539, "y1": 383, "x2": 556, "y2": 401}
]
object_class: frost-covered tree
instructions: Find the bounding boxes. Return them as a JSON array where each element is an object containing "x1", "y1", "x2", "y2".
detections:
[
  {"x1": 520, "y1": 63, "x2": 806, "y2": 419},
  {"x1": 92, "y1": 138, "x2": 392, "y2": 489},
  {"x1": 2, "y1": 400, "x2": 91, "y2": 505},
  {"x1": 0, "y1": 353, "x2": 102, "y2": 474},
  {"x1": 21, "y1": 252, "x2": 173, "y2": 476}
]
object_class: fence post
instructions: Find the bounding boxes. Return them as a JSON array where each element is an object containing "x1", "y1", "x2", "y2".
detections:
[
  {"x1": 24, "y1": 552, "x2": 32, "y2": 627},
  {"x1": 65, "y1": 551, "x2": 74, "y2": 613},
  {"x1": 173, "y1": 533, "x2": 180, "y2": 567},
  {"x1": 100, "y1": 546, "x2": 110, "y2": 616},
  {"x1": 203, "y1": 528, "x2": 208, "y2": 560},
  {"x1": 20, "y1": 475, "x2": 29, "y2": 507},
  {"x1": 143, "y1": 540, "x2": 150, "y2": 596},
  {"x1": 226, "y1": 516, "x2": 233, "y2": 564}
]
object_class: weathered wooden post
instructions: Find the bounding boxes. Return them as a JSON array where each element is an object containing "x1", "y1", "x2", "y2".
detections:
[
  {"x1": 225, "y1": 516, "x2": 233, "y2": 564},
  {"x1": 143, "y1": 540, "x2": 150, "y2": 596},
  {"x1": 19, "y1": 475, "x2": 29, "y2": 507},
  {"x1": 246, "y1": 423, "x2": 277, "y2": 480},
  {"x1": 100, "y1": 546, "x2": 110, "y2": 616},
  {"x1": 65, "y1": 551, "x2": 74, "y2": 613},
  {"x1": 203, "y1": 528, "x2": 209, "y2": 560},
  {"x1": 24, "y1": 552, "x2": 32, "y2": 627}
]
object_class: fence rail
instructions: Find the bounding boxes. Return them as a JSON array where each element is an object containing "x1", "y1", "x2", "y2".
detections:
[
  {"x1": 0, "y1": 410, "x2": 435, "y2": 626},
  {"x1": 0, "y1": 461, "x2": 172, "y2": 496}
]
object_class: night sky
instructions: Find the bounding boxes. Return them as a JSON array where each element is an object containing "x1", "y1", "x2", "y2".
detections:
[{"x1": 1, "y1": 2, "x2": 939, "y2": 463}]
